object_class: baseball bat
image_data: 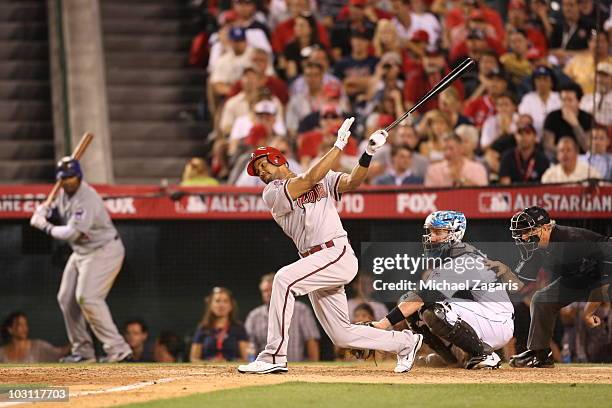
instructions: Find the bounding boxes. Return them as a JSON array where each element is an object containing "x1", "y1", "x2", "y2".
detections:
[
  {"x1": 43, "y1": 132, "x2": 94, "y2": 207},
  {"x1": 384, "y1": 58, "x2": 476, "y2": 132}
]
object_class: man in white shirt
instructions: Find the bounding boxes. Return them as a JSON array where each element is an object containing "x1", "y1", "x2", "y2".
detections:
[
  {"x1": 518, "y1": 66, "x2": 561, "y2": 139},
  {"x1": 390, "y1": 0, "x2": 440, "y2": 49},
  {"x1": 542, "y1": 137, "x2": 601, "y2": 183},
  {"x1": 579, "y1": 62, "x2": 612, "y2": 126},
  {"x1": 579, "y1": 127, "x2": 611, "y2": 180},
  {"x1": 210, "y1": 27, "x2": 254, "y2": 100}
]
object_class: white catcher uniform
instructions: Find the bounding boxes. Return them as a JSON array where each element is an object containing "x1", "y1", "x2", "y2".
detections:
[
  {"x1": 54, "y1": 182, "x2": 131, "y2": 360},
  {"x1": 256, "y1": 171, "x2": 417, "y2": 365}
]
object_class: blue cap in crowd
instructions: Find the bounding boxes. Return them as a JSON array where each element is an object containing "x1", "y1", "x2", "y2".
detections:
[{"x1": 229, "y1": 27, "x2": 246, "y2": 42}]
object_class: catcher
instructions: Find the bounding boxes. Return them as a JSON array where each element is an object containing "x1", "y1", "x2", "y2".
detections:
[{"x1": 365, "y1": 211, "x2": 518, "y2": 369}]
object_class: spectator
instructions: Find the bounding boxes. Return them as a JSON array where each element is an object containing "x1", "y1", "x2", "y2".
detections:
[
  {"x1": 209, "y1": 27, "x2": 255, "y2": 103},
  {"x1": 579, "y1": 127, "x2": 612, "y2": 180},
  {"x1": 480, "y1": 91, "x2": 519, "y2": 150},
  {"x1": 578, "y1": 0, "x2": 610, "y2": 29},
  {"x1": 455, "y1": 124, "x2": 480, "y2": 161},
  {"x1": 548, "y1": 0, "x2": 594, "y2": 64},
  {"x1": 373, "y1": 144, "x2": 424, "y2": 185},
  {"x1": 424, "y1": 133, "x2": 488, "y2": 187},
  {"x1": 123, "y1": 319, "x2": 155, "y2": 362},
  {"x1": 0, "y1": 312, "x2": 68, "y2": 363},
  {"x1": 518, "y1": 66, "x2": 562, "y2": 138},
  {"x1": 245, "y1": 273, "x2": 320, "y2": 362},
  {"x1": 543, "y1": 82, "x2": 593, "y2": 155},
  {"x1": 462, "y1": 49, "x2": 500, "y2": 99},
  {"x1": 330, "y1": 0, "x2": 377, "y2": 59},
  {"x1": 564, "y1": 32, "x2": 611, "y2": 95},
  {"x1": 227, "y1": 48, "x2": 289, "y2": 105},
  {"x1": 154, "y1": 331, "x2": 185, "y2": 363},
  {"x1": 190, "y1": 287, "x2": 248, "y2": 362},
  {"x1": 272, "y1": 0, "x2": 330, "y2": 55},
  {"x1": 500, "y1": 29, "x2": 532, "y2": 87},
  {"x1": 390, "y1": 0, "x2": 441, "y2": 49},
  {"x1": 464, "y1": 67, "x2": 508, "y2": 128},
  {"x1": 499, "y1": 123, "x2": 550, "y2": 184},
  {"x1": 579, "y1": 62, "x2": 612, "y2": 126},
  {"x1": 449, "y1": 25, "x2": 505, "y2": 64},
  {"x1": 229, "y1": 0, "x2": 271, "y2": 40},
  {"x1": 286, "y1": 61, "x2": 325, "y2": 135},
  {"x1": 417, "y1": 109, "x2": 453, "y2": 162},
  {"x1": 444, "y1": 0, "x2": 505, "y2": 47},
  {"x1": 404, "y1": 48, "x2": 464, "y2": 117},
  {"x1": 289, "y1": 46, "x2": 341, "y2": 97},
  {"x1": 575, "y1": 301, "x2": 612, "y2": 363},
  {"x1": 347, "y1": 274, "x2": 389, "y2": 321},
  {"x1": 228, "y1": 99, "x2": 286, "y2": 158},
  {"x1": 333, "y1": 27, "x2": 379, "y2": 101},
  {"x1": 394, "y1": 124, "x2": 430, "y2": 178},
  {"x1": 372, "y1": 19, "x2": 402, "y2": 57},
  {"x1": 438, "y1": 87, "x2": 472, "y2": 129},
  {"x1": 541, "y1": 137, "x2": 601, "y2": 183},
  {"x1": 180, "y1": 158, "x2": 219, "y2": 187},
  {"x1": 353, "y1": 303, "x2": 376, "y2": 323},
  {"x1": 278, "y1": 13, "x2": 322, "y2": 80},
  {"x1": 505, "y1": 0, "x2": 548, "y2": 55}
]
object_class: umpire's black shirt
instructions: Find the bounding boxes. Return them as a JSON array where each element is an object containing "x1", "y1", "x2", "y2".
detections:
[{"x1": 517, "y1": 225, "x2": 610, "y2": 289}]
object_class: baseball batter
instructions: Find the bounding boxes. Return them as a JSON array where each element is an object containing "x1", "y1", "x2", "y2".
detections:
[
  {"x1": 238, "y1": 118, "x2": 423, "y2": 374},
  {"x1": 29, "y1": 157, "x2": 132, "y2": 363}
]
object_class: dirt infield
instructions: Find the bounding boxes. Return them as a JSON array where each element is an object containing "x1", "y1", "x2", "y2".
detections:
[{"x1": 1, "y1": 363, "x2": 611, "y2": 407}]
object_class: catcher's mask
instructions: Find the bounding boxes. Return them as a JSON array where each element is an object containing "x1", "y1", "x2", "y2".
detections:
[
  {"x1": 246, "y1": 146, "x2": 288, "y2": 177},
  {"x1": 509, "y1": 206, "x2": 552, "y2": 261},
  {"x1": 422, "y1": 211, "x2": 466, "y2": 258}
]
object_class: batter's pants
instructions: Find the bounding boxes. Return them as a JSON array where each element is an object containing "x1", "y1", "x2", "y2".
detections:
[
  {"x1": 57, "y1": 238, "x2": 131, "y2": 359},
  {"x1": 257, "y1": 237, "x2": 416, "y2": 364}
]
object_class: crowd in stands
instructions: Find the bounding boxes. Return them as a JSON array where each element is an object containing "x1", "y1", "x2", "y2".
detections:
[{"x1": 180, "y1": 0, "x2": 612, "y2": 187}]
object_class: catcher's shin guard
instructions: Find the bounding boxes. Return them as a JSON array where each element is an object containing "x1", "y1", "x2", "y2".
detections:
[
  {"x1": 420, "y1": 303, "x2": 485, "y2": 358},
  {"x1": 406, "y1": 312, "x2": 457, "y2": 365}
]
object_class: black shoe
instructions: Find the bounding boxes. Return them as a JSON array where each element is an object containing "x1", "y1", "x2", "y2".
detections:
[
  {"x1": 99, "y1": 352, "x2": 134, "y2": 363},
  {"x1": 509, "y1": 349, "x2": 554, "y2": 368},
  {"x1": 465, "y1": 352, "x2": 502, "y2": 370}
]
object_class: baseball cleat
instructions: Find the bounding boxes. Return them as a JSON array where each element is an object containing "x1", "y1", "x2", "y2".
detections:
[
  {"x1": 99, "y1": 351, "x2": 134, "y2": 363},
  {"x1": 59, "y1": 353, "x2": 96, "y2": 363},
  {"x1": 466, "y1": 352, "x2": 501, "y2": 370},
  {"x1": 394, "y1": 332, "x2": 423, "y2": 373},
  {"x1": 509, "y1": 348, "x2": 554, "y2": 368},
  {"x1": 237, "y1": 360, "x2": 288, "y2": 374}
]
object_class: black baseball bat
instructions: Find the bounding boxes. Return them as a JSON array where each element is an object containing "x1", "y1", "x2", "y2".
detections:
[{"x1": 384, "y1": 58, "x2": 476, "y2": 132}]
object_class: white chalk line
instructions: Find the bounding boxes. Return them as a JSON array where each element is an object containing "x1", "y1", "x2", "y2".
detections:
[{"x1": 0, "y1": 376, "x2": 184, "y2": 407}]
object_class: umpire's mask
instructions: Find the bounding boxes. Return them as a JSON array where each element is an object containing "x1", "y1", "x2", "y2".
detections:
[{"x1": 509, "y1": 206, "x2": 550, "y2": 261}]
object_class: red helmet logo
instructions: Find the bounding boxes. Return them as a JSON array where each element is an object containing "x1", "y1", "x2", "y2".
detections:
[{"x1": 246, "y1": 146, "x2": 288, "y2": 176}]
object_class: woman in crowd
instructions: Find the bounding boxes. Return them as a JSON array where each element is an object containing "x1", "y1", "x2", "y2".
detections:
[
  {"x1": 0, "y1": 312, "x2": 68, "y2": 363},
  {"x1": 279, "y1": 12, "x2": 321, "y2": 81},
  {"x1": 190, "y1": 287, "x2": 248, "y2": 362},
  {"x1": 180, "y1": 157, "x2": 219, "y2": 187},
  {"x1": 417, "y1": 109, "x2": 453, "y2": 162}
]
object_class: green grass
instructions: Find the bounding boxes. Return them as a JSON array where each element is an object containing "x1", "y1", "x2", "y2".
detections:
[{"x1": 120, "y1": 382, "x2": 612, "y2": 408}]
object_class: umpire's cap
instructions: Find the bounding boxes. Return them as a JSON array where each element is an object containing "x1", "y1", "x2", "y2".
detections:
[{"x1": 56, "y1": 156, "x2": 83, "y2": 180}]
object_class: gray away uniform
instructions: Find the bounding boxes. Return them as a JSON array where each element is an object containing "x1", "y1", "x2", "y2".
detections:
[{"x1": 54, "y1": 182, "x2": 131, "y2": 359}]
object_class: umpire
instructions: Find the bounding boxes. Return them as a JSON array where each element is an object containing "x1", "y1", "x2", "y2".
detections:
[
  {"x1": 29, "y1": 157, "x2": 133, "y2": 363},
  {"x1": 501, "y1": 206, "x2": 611, "y2": 368}
]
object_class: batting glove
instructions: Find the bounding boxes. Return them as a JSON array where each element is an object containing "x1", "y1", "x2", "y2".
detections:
[
  {"x1": 34, "y1": 204, "x2": 51, "y2": 219},
  {"x1": 334, "y1": 117, "x2": 355, "y2": 151},
  {"x1": 365, "y1": 129, "x2": 388, "y2": 155},
  {"x1": 30, "y1": 213, "x2": 52, "y2": 234}
]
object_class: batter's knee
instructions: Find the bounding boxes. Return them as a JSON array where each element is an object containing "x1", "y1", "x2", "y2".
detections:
[{"x1": 273, "y1": 266, "x2": 294, "y2": 288}]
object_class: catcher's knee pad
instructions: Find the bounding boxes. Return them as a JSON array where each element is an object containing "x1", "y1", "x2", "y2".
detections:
[
  {"x1": 420, "y1": 303, "x2": 484, "y2": 357},
  {"x1": 407, "y1": 311, "x2": 457, "y2": 365}
]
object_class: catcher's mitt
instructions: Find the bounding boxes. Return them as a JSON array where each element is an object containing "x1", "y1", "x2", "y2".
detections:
[{"x1": 349, "y1": 321, "x2": 377, "y2": 363}]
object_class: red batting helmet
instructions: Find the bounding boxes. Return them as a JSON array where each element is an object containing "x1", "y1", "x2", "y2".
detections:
[{"x1": 246, "y1": 146, "x2": 288, "y2": 176}]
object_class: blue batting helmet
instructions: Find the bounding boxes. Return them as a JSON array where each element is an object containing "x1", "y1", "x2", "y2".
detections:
[{"x1": 55, "y1": 156, "x2": 83, "y2": 180}]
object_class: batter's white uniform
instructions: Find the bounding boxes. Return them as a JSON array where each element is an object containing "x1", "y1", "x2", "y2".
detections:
[{"x1": 257, "y1": 171, "x2": 416, "y2": 364}]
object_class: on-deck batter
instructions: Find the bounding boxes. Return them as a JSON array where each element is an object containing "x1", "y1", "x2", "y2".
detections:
[
  {"x1": 237, "y1": 117, "x2": 422, "y2": 374},
  {"x1": 29, "y1": 157, "x2": 132, "y2": 363}
]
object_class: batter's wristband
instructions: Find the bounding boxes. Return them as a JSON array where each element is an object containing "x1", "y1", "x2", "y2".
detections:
[
  {"x1": 385, "y1": 306, "x2": 407, "y2": 326},
  {"x1": 358, "y1": 152, "x2": 372, "y2": 168}
]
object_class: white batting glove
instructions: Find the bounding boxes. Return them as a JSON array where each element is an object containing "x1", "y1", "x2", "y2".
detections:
[
  {"x1": 30, "y1": 213, "x2": 52, "y2": 233},
  {"x1": 334, "y1": 117, "x2": 355, "y2": 151},
  {"x1": 365, "y1": 129, "x2": 388, "y2": 155},
  {"x1": 34, "y1": 204, "x2": 51, "y2": 219}
]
